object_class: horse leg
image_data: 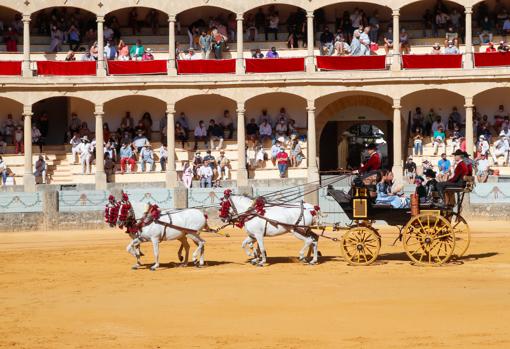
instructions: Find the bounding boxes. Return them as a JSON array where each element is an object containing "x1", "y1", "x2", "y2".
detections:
[
  {"x1": 150, "y1": 237, "x2": 160, "y2": 271},
  {"x1": 242, "y1": 235, "x2": 256, "y2": 257},
  {"x1": 309, "y1": 233, "x2": 320, "y2": 265},
  {"x1": 292, "y1": 231, "x2": 309, "y2": 262},
  {"x1": 177, "y1": 236, "x2": 190, "y2": 267},
  {"x1": 187, "y1": 233, "x2": 206, "y2": 267},
  {"x1": 254, "y1": 234, "x2": 267, "y2": 266},
  {"x1": 127, "y1": 238, "x2": 142, "y2": 270}
]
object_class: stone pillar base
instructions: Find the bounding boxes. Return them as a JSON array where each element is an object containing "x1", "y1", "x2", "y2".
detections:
[
  {"x1": 236, "y1": 169, "x2": 249, "y2": 187},
  {"x1": 95, "y1": 172, "x2": 107, "y2": 190},
  {"x1": 166, "y1": 170, "x2": 179, "y2": 188},
  {"x1": 167, "y1": 60, "x2": 177, "y2": 76},
  {"x1": 464, "y1": 54, "x2": 474, "y2": 69},
  {"x1": 23, "y1": 173, "x2": 36, "y2": 192},
  {"x1": 307, "y1": 167, "x2": 320, "y2": 183},
  {"x1": 22, "y1": 63, "x2": 33, "y2": 77},
  {"x1": 391, "y1": 54, "x2": 401, "y2": 71},
  {"x1": 172, "y1": 187, "x2": 188, "y2": 209},
  {"x1": 306, "y1": 57, "x2": 315, "y2": 73},
  {"x1": 236, "y1": 59, "x2": 245, "y2": 75},
  {"x1": 96, "y1": 65, "x2": 107, "y2": 77}
]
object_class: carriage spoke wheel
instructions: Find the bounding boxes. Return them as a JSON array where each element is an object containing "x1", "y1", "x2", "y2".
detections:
[
  {"x1": 448, "y1": 213, "x2": 471, "y2": 259},
  {"x1": 402, "y1": 214, "x2": 455, "y2": 266},
  {"x1": 341, "y1": 226, "x2": 381, "y2": 266}
]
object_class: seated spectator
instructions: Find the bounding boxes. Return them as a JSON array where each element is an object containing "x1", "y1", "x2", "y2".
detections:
[
  {"x1": 276, "y1": 147, "x2": 289, "y2": 178},
  {"x1": 132, "y1": 131, "x2": 148, "y2": 153},
  {"x1": 0, "y1": 135, "x2": 6, "y2": 154},
  {"x1": 252, "y1": 48, "x2": 264, "y2": 58},
  {"x1": 220, "y1": 110, "x2": 234, "y2": 139},
  {"x1": 259, "y1": 119, "x2": 272, "y2": 143},
  {"x1": 258, "y1": 109, "x2": 272, "y2": 125},
  {"x1": 14, "y1": 125, "x2": 23, "y2": 154},
  {"x1": 444, "y1": 41, "x2": 460, "y2": 54},
  {"x1": 289, "y1": 137, "x2": 303, "y2": 167},
  {"x1": 139, "y1": 142, "x2": 154, "y2": 172},
  {"x1": 90, "y1": 42, "x2": 99, "y2": 60},
  {"x1": 175, "y1": 122, "x2": 188, "y2": 148},
  {"x1": 475, "y1": 153, "x2": 490, "y2": 183},
  {"x1": 500, "y1": 124, "x2": 510, "y2": 138},
  {"x1": 255, "y1": 144, "x2": 267, "y2": 168},
  {"x1": 486, "y1": 41, "x2": 497, "y2": 52},
  {"x1": 119, "y1": 142, "x2": 135, "y2": 174},
  {"x1": 182, "y1": 162, "x2": 193, "y2": 188},
  {"x1": 400, "y1": 28, "x2": 410, "y2": 54},
  {"x1": 320, "y1": 26, "x2": 334, "y2": 56},
  {"x1": 34, "y1": 155, "x2": 47, "y2": 184},
  {"x1": 431, "y1": 116, "x2": 445, "y2": 136},
  {"x1": 217, "y1": 150, "x2": 231, "y2": 181},
  {"x1": 350, "y1": 29, "x2": 363, "y2": 56},
  {"x1": 118, "y1": 40, "x2": 130, "y2": 61},
  {"x1": 431, "y1": 42, "x2": 442, "y2": 55},
  {"x1": 70, "y1": 133, "x2": 81, "y2": 164},
  {"x1": 104, "y1": 41, "x2": 117, "y2": 60},
  {"x1": 0, "y1": 156, "x2": 7, "y2": 185},
  {"x1": 433, "y1": 126, "x2": 446, "y2": 155},
  {"x1": 479, "y1": 16, "x2": 494, "y2": 44},
  {"x1": 478, "y1": 124, "x2": 492, "y2": 143},
  {"x1": 404, "y1": 156, "x2": 417, "y2": 183},
  {"x1": 185, "y1": 48, "x2": 201, "y2": 60},
  {"x1": 498, "y1": 41, "x2": 510, "y2": 52},
  {"x1": 266, "y1": 46, "x2": 279, "y2": 58},
  {"x1": 270, "y1": 140, "x2": 281, "y2": 165},
  {"x1": 246, "y1": 118, "x2": 259, "y2": 143},
  {"x1": 104, "y1": 140, "x2": 117, "y2": 162},
  {"x1": 492, "y1": 135, "x2": 509, "y2": 165},
  {"x1": 477, "y1": 135, "x2": 490, "y2": 157},
  {"x1": 334, "y1": 29, "x2": 350, "y2": 55},
  {"x1": 104, "y1": 153, "x2": 115, "y2": 182},
  {"x1": 176, "y1": 112, "x2": 189, "y2": 133},
  {"x1": 130, "y1": 40, "x2": 145, "y2": 61},
  {"x1": 451, "y1": 124, "x2": 464, "y2": 152},
  {"x1": 159, "y1": 144, "x2": 168, "y2": 172},
  {"x1": 67, "y1": 25, "x2": 80, "y2": 51},
  {"x1": 288, "y1": 119, "x2": 298, "y2": 137},
  {"x1": 81, "y1": 51, "x2": 95, "y2": 61},
  {"x1": 65, "y1": 51, "x2": 76, "y2": 61},
  {"x1": 203, "y1": 150, "x2": 216, "y2": 177},
  {"x1": 208, "y1": 119, "x2": 224, "y2": 150},
  {"x1": 3, "y1": 114, "x2": 16, "y2": 145},
  {"x1": 503, "y1": 17, "x2": 510, "y2": 35},
  {"x1": 198, "y1": 161, "x2": 213, "y2": 188},
  {"x1": 134, "y1": 120, "x2": 147, "y2": 137},
  {"x1": 142, "y1": 48, "x2": 154, "y2": 61},
  {"x1": 265, "y1": 12, "x2": 279, "y2": 40},
  {"x1": 194, "y1": 120, "x2": 208, "y2": 150},
  {"x1": 437, "y1": 153, "x2": 451, "y2": 181},
  {"x1": 444, "y1": 27, "x2": 459, "y2": 47},
  {"x1": 274, "y1": 118, "x2": 288, "y2": 141},
  {"x1": 383, "y1": 27, "x2": 393, "y2": 55}
]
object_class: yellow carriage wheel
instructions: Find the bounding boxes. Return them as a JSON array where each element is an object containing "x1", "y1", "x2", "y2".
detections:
[
  {"x1": 341, "y1": 226, "x2": 381, "y2": 266},
  {"x1": 449, "y1": 214, "x2": 471, "y2": 259},
  {"x1": 402, "y1": 214, "x2": 455, "y2": 266}
]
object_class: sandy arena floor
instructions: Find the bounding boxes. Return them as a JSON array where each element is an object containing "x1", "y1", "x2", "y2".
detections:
[{"x1": 1, "y1": 222, "x2": 510, "y2": 349}]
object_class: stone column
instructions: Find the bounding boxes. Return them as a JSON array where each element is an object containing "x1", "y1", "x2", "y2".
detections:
[
  {"x1": 464, "y1": 7, "x2": 474, "y2": 69},
  {"x1": 391, "y1": 9, "x2": 401, "y2": 71},
  {"x1": 236, "y1": 14, "x2": 245, "y2": 74},
  {"x1": 307, "y1": 100, "x2": 319, "y2": 182},
  {"x1": 165, "y1": 104, "x2": 178, "y2": 188},
  {"x1": 392, "y1": 99, "x2": 403, "y2": 177},
  {"x1": 23, "y1": 105, "x2": 35, "y2": 192},
  {"x1": 306, "y1": 11, "x2": 315, "y2": 73},
  {"x1": 94, "y1": 105, "x2": 107, "y2": 189},
  {"x1": 22, "y1": 15, "x2": 32, "y2": 77},
  {"x1": 465, "y1": 98, "x2": 474, "y2": 157},
  {"x1": 96, "y1": 16, "x2": 106, "y2": 77},
  {"x1": 236, "y1": 102, "x2": 248, "y2": 187},
  {"x1": 168, "y1": 15, "x2": 177, "y2": 75}
]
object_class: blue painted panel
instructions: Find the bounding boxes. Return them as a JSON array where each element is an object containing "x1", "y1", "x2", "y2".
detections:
[
  {"x1": 252, "y1": 186, "x2": 304, "y2": 202},
  {"x1": 123, "y1": 188, "x2": 175, "y2": 209},
  {"x1": 0, "y1": 192, "x2": 43, "y2": 213},
  {"x1": 59, "y1": 190, "x2": 109, "y2": 212},
  {"x1": 470, "y1": 183, "x2": 510, "y2": 204},
  {"x1": 188, "y1": 188, "x2": 237, "y2": 208}
]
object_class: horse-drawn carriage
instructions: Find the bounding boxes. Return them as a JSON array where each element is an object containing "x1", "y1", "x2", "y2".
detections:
[{"x1": 324, "y1": 174, "x2": 474, "y2": 266}]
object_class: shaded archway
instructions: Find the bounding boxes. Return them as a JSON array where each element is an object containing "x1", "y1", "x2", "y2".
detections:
[
  {"x1": 473, "y1": 87, "x2": 510, "y2": 133},
  {"x1": 317, "y1": 93, "x2": 393, "y2": 171},
  {"x1": 0, "y1": 6, "x2": 22, "y2": 52},
  {"x1": 245, "y1": 92, "x2": 307, "y2": 127}
]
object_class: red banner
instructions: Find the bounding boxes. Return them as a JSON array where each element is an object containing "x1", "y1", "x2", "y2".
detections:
[
  {"x1": 177, "y1": 59, "x2": 236, "y2": 74},
  {"x1": 0, "y1": 61, "x2": 21, "y2": 75},
  {"x1": 107, "y1": 60, "x2": 167, "y2": 75},
  {"x1": 37, "y1": 61, "x2": 97, "y2": 76},
  {"x1": 245, "y1": 58, "x2": 305, "y2": 73},
  {"x1": 474, "y1": 52, "x2": 510, "y2": 67},
  {"x1": 402, "y1": 54, "x2": 463, "y2": 69},
  {"x1": 317, "y1": 55, "x2": 386, "y2": 70}
]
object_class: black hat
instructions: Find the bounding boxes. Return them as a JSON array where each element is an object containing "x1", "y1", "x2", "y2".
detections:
[
  {"x1": 452, "y1": 149, "x2": 465, "y2": 156},
  {"x1": 366, "y1": 143, "x2": 377, "y2": 150},
  {"x1": 462, "y1": 151, "x2": 470, "y2": 157},
  {"x1": 424, "y1": 169, "x2": 436, "y2": 178}
]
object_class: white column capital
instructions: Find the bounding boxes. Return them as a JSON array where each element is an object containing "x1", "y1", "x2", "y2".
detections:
[
  {"x1": 23, "y1": 105, "x2": 32, "y2": 116},
  {"x1": 94, "y1": 105, "x2": 104, "y2": 115},
  {"x1": 166, "y1": 104, "x2": 176, "y2": 115},
  {"x1": 168, "y1": 15, "x2": 176, "y2": 23},
  {"x1": 306, "y1": 11, "x2": 314, "y2": 19},
  {"x1": 236, "y1": 108, "x2": 246, "y2": 115},
  {"x1": 392, "y1": 9, "x2": 400, "y2": 17},
  {"x1": 22, "y1": 14, "x2": 31, "y2": 23},
  {"x1": 96, "y1": 16, "x2": 105, "y2": 24},
  {"x1": 306, "y1": 99, "x2": 315, "y2": 109},
  {"x1": 464, "y1": 97, "x2": 474, "y2": 107},
  {"x1": 236, "y1": 13, "x2": 244, "y2": 21},
  {"x1": 392, "y1": 99, "x2": 401, "y2": 109},
  {"x1": 465, "y1": 7, "x2": 473, "y2": 15}
]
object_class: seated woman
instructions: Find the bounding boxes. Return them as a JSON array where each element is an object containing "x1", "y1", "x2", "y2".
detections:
[{"x1": 375, "y1": 170, "x2": 410, "y2": 208}]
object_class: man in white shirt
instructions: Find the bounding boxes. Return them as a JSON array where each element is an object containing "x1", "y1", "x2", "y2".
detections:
[
  {"x1": 194, "y1": 120, "x2": 208, "y2": 150},
  {"x1": 492, "y1": 136, "x2": 509, "y2": 165},
  {"x1": 265, "y1": 13, "x2": 279, "y2": 40},
  {"x1": 360, "y1": 26, "x2": 371, "y2": 56},
  {"x1": 185, "y1": 48, "x2": 201, "y2": 60},
  {"x1": 159, "y1": 145, "x2": 168, "y2": 172},
  {"x1": 198, "y1": 161, "x2": 213, "y2": 188},
  {"x1": 258, "y1": 109, "x2": 272, "y2": 126},
  {"x1": 478, "y1": 135, "x2": 490, "y2": 156},
  {"x1": 500, "y1": 126, "x2": 510, "y2": 138},
  {"x1": 70, "y1": 133, "x2": 81, "y2": 164},
  {"x1": 259, "y1": 120, "x2": 272, "y2": 143},
  {"x1": 78, "y1": 136, "x2": 93, "y2": 174}
]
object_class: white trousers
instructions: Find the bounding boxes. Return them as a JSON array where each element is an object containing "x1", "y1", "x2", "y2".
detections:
[{"x1": 81, "y1": 154, "x2": 91, "y2": 174}]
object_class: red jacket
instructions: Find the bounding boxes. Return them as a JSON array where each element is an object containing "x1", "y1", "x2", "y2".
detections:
[
  {"x1": 449, "y1": 160, "x2": 469, "y2": 183},
  {"x1": 359, "y1": 152, "x2": 381, "y2": 173}
]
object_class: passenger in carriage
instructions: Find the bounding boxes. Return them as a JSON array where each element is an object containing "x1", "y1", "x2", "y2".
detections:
[
  {"x1": 424, "y1": 169, "x2": 439, "y2": 203},
  {"x1": 375, "y1": 170, "x2": 410, "y2": 208}
]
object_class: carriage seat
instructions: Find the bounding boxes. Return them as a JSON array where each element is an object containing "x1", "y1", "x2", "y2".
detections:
[{"x1": 371, "y1": 203, "x2": 393, "y2": 209}]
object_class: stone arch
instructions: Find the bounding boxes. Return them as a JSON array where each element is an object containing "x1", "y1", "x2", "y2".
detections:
[
  {"x1": 175, "y1": 94, "x2": 238, "y2": 130},
  {"x1": 243, "y1": 1, "x2": 308, "y2": 14},
  {"x1": 26, "y1": 1, "x2": 100, "y2": 16},
  {"x1": 105, "y1": 3, "x2": 169, "y2": 17},
  {"x1": 313, "y1": 0, "x2": 393, "y2": 12},
  {"x1": 397, "y1": 0, "x2": 467, "y2": 10},
  {"x1": 473, "y1": 87, "x2": 510, "y2": 101},
  {"x1": 244, "y1": 91, "x2": 307, "y2": 105}
]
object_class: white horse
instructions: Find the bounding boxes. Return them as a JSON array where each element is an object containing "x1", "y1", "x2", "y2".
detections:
[
  {"x1": 220, "y1": 194, "x2": 320, "y2": 266},
  {"x1": 126, "y1": 207, "x2": 208, "y2": 271}
]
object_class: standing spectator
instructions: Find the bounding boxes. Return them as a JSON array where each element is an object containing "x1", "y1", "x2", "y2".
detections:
[
  {"x1": 199, "y1": 161, "x2": 213, "y2": 188},
  {"x1": 14, "y1": 125, "x2": 23, "y2": 154},
  {"x1": 121, "y1": 112, "x2": 134, "y2": 130},
  {"x1": 0, "y1": 156, "x2": 7, "y2": 186},
  {"x1": 84, "y1": 28, "x2": 96, "y2": 48},
  {"x1": 404, "y1": 156, "x2": 417, "y2": 184},
  {"x1": 199, "y1": 31, "x2": 212, "y2": 59},
  {"x1": 70, "y1": 133, "x2": 81, "y2": 164},
  {"x1": 182, "y1": 162, "x2": 193, "y2": 188},
  {"x1": 360, "y1": 26, "x2": 371, "y2": 56},
  {"x1": 118, "y1": 40, "x2": 130, "y2": 61},
  {"x1": 266, "y1": 46, "x2": 279, "y2": 58},
  {"x1": 129, "y1": 8, "x2": 140, "y2": 35},
  {"x1": 119, "y1": 142, "x2": 136, "y2": 174},
  {"x1": 139, "y1": 142, "x2": 154, "y2": 172},
  {"x1": 289, "y1": 138, "x2": 302, "y2": 167},
  {"x1": 270, "y1": 140, "x2": 281, "y2": 165},
  {"x1": 0, "y1": 135, "x2": 6, "y2": 154},
  {"x1": 503, "y1": 17, "x2": 510, "y2": 35},
  {"x1": 217, "y1": 150, "x2": 231, "y2": 181},
  {"x1": 159, "y1": 144, "x2": 168, "y2": 172},
  {"x1": 219, "y1": 110, "x2": 234, "y2": 139},
  {"x1": 383, "y1": 27, "x2": 393, "y2": 55},
  {"x1": 4, "y1": 27, "x2": 18, "y2": 52},
  {"x1": 208, "y1": 119, "x2": 224, "y2": 150},
  {"x1": 146, "y1": 9, "x2": 160, "y2": 34},
  {"x1": 368, "y1": 11, "x2": 380, "y2": 43},
  {"x1": 176, "y1": 112, "x2": 189, "y2": 133},
  {"x1": 400, "y1": 28, "x2": 410, "y2": 54},
  {"x1": 50, "y1": 25, "x2": 63, "y2": 52},
  {"x1": 255, "y1": 8, "x2": 266, "y2": 34},
  {"x1": 104, "y1": 41, "x2": 117, "y2": 60},
  {"x1": 350, "y1": 30, "x2": 362, "y2": 56},
  {"x1": 211, "y1": 29, "x2": 225, "y2": 59},
  {"x1": 412, "y1": 107, "x2": 424, "y2": 132},
  {"x1": 194, "y1": 120, "x2": 208, "y2": 150},
  {"x1": 246, "y1": 118, "x2": 259, "y2": 144},
  {"x1": 67, "y1": 25, "x2": 80, "y2": 51},
  {"x1": 34, "y1": 155, "x2": 47, "y2": 184},
  {"x1": 448, "y1": 106, "x2": 462, "y2": 130},
  {"x1": 276, "y1": 147, "x2": 289, "y2": 178},
  {"x1": 265, "y1": 12, "x2": 279, "y2": 40},
  {"x1": 479, "y1": 16, "x2": 494, "y2": 44},
  {"x1": 258, "y1": 109, "x2": 272, "y2": 125},
  {"x1": 437, "y1": 153, "x2": 451, "y2": 181},
  {"x1": 259, "y1": 119, "x2": 272, "y2": 143},
  {"x1": 78, "y1": 135, "x2": 93, "y2": 174},
  {"x1": 320, "y1": 26, "x2": 334, "y2": 56},
  {"x1": 142, "y1": 48, "x2": 154, "y2": 61},
  {"x1": 104, "y1": 153, "x2": 115, "y2": 182},
  {"x1": 130, "y1": 40, "x2": 145, "y2": 61}
]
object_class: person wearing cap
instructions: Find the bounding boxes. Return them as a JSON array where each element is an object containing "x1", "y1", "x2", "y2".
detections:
[
  {"x1": 404, "y1": 156, "x2": 417, "y2": 184},
  {"x1": 139, "y1": 142, "x2": 154, "y2": 172},
  {"x1": 276, "y1": 147, "x2": 289, "y2": 178},
  {"x1": 424, "y1": 168, "x2": 438, "y2": 203},
  {"x1": 475, "y1": 153, "x2": 490, "y2": 183},
  {"x1": 142, "y1": 48, "x2": 154, "y2": 61},
  {"x1": 185, "y1": 47, "x2": 200, "y2": 60},
  {"x1": 437, "y1": 153, "x2": 451, "y2": 181},
  {"x1": 119, "y1": 141, "x2": 136, "y2": 174},
  {"x1": 436, "y1": 149, "x2": 472, "y2": 202},
  {"x1": 78, "y1": 135, "x2": 93, "y2": 174},
  {"x1": 492, "y1": 135, "x2": 509, "y2": 165},
  {"x1": 477, "y1": 135, "x2": 490, "y2": 157},
  {"x1": 217, "y1": 150, "x2": 231, "y2": 181},
  {"x1": 356, "y1": 143, "x2": 381, "y2": 174}
]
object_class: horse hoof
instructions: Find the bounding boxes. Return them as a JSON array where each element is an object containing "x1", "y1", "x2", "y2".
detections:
[
  {"x1": 179, "y1": 263, "x2": 187, "y2": 268},
  {"x1": 150, "y1": 266, "x2": 158, "y2": 271},
  {"x1": 308, "y1": 261, "x2": 318, "y2": 266},
  {"x1": 178, "y1": 255, "x2": 184, "y2": 262},
  {"x1": 140, "y1": 252, "x2": 145, "y2": 257},
  {"x1": 318, "y1": 251, "x2": 323, "y2": 257},
  {"x1": 257, "y1": 262, "x2": 265, "y2": 267},
  {"x1": 250, "y1": 259, "x2": 258, "y2": 265},
  {"x1": 131, "y1": 264, "x2": 140, "y2": 270}
]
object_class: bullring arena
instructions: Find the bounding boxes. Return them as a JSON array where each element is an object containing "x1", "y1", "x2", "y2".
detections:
[{"x1": 1, "y1": 0, "x2": 510, "y2": 347}]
